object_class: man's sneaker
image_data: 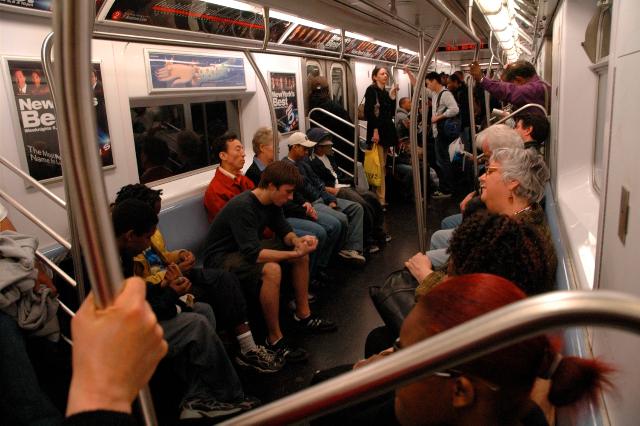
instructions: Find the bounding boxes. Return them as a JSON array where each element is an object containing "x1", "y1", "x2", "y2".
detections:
[
  {"x1": 235, "y1": 345, "x2": 285, "y2": 373},
  {"x1": 338, "y1": 249, "x2": 366, "y2": 265},
  {"x1": 295, "y1": 314, "x2": 338, "y2": 333},
  {"x1": 179, "y1": 397, "x2": 243, "y2": 420},
  {"x1": 385, "y1": 233, "x2": 393, "y2": 243},
  {"x1": 234, "y1": 395, "x2": 261, "y2": 411},
  {"x1": 431, "y1": 190, "x2": 452, "y2": 199},
  {"x1": 366, "y1": 244, "x2": 381, "y2": 254},
  {"x1": 265, "y1": 338, "x2": 308, "y2": 363}
]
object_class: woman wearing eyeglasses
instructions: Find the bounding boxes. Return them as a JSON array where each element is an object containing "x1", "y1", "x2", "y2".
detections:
[{"x1": 393, "y1": 274, "x2": 612, "y2": 426}]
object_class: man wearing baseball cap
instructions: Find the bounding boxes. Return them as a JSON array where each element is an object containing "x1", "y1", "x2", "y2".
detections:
[
  {"x1": 285, "y1": 132, "x2": 366, "y2": 264},
  {"x1": 307, "y1": 128, "x2": 389, "y2": 253}
]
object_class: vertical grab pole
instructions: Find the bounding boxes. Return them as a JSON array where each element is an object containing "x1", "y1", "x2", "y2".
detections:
[
  {"x1": 410, "y1": 19, "x2": 451, "y2": 252},
  {"x1": 485, "y1": 53, "x2": 494, "y2": 126},
  {"x1": 41, "y1": 32, "x2": 87, "y2": 303},
  {"x1": 52, "y1": 2, "x2": 157, "y2": 425},
  {"x1": 347, "y1": 60, "x2": 360, "y2": 185},
  {"x1": 261, "y1": 7, "x2": 269, "y2": 51},
  {"x1": 419, "y1": 32, "x2": 428, "y2": 224},
  {"x1": 244, "y1": 50, "x2": 279, "y2": 159},
  {"x1": 467, "y1": 0, "x2": 480, "y2": 181}
]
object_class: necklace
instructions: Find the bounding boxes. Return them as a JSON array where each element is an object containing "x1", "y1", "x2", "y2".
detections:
[{"x1": 514, "y1": 205, "x2": 532, "y2": 216}]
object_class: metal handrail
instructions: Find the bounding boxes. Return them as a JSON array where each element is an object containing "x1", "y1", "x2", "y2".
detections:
[
  {"x1": 493, "y1": 103, "x2": 549, "y2": 126},
  {"x1": 427, "y1": 0, "x2": 482, "y2": 60},
  {"x1": 41, "y1": 31, "x2": 87, "y2": 302},
  {"x1": 243, "y1": 50, "x2": 279, "y2": 159},
  {"x1": 222, "y1": 290, "x2": 640, "y2": 425},
  {"x1": 0, "y1": 189, "x2": 71, "y2": 250},
  {"x1": 466, "y1": 74, "x2": 479, "y2": 180},
  {"x1": 0, "y1": 156, "x2": 66, "y2": 209},
  {"x1": 409, "y1": 19, "x2": 451, "y2": 253},
  {"x1": 35, "y1": 251, "x2": 77, "y2": 288},
  {"x1": 53, "y1": 2, "x2": 156, "y2": 425}
]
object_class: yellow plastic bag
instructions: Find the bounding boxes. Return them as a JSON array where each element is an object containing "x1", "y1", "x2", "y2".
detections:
[{"x1": 364, "y1": 148, "x2": 383, "y2": 187}]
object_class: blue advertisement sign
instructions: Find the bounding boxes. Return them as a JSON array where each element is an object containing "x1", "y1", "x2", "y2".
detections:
[{"x1": 146, "y1": 51, "x2": 246, "y2": 92}]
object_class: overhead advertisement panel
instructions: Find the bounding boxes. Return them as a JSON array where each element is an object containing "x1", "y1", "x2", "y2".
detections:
[{"x1": 106, "y1": 0, "x2": 291, "y2": 42}]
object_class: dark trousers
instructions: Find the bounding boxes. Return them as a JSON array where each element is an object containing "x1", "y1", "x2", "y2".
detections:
[
  {"x1": 188, "y1": 267, "x2": 248, "y2": 331},
  {"x1": 434, "y1": 132, "x2": 453, "y2": 193},
  {"x1": 337, "y1": 187, "x2": 386, "y2": 242}
]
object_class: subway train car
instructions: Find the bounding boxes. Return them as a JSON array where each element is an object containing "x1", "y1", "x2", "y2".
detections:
[{"x1": 1, "y1": 0, "x2": 639, "y2": 425}]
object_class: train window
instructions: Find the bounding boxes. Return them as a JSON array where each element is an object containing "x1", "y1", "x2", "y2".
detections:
[
  {"x1": 592, "y1": 64, "x2": 608, "y2": 194},
  {"x1": 307, "y1": 61, "x2": 322, "y2": 77},
  {"x1": 130, "y1": 100, "x2": 239, "y2": 184},
  {"x1": 330, "y1": 64, "x2": 346, "y2": 109}
]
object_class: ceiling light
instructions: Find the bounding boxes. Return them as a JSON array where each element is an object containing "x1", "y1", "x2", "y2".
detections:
[
  {"x1": 476, "y1": 0, "x2": 503, "y2": 15},
  {"x1": 202, "y1": 0, "x2": 257, "y2": 13}
]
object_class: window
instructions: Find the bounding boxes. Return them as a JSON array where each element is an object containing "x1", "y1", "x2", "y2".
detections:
[
  {"x1": 130, "y1": 100, "x2": 239, "y2": 184},
  {"x1": 330, "y1": 65, "x2": 346, "y2": 109},
  {"x1": 306, "y1": 61, "x2": 322, "y2": 77}
]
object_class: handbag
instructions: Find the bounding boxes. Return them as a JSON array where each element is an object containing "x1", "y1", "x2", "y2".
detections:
[
  {"x1": 357, "y1": 86, "x2": 379, "y2": 120},
  {"x1": 369, "y1": 269, "x2": 418, "y2": 336},
  {"x1": 363, "y1": 148, "x2": 383, "y2": 187},
  {"x1": 436, "y1": 89, "x2": 461, "y2": 140}
]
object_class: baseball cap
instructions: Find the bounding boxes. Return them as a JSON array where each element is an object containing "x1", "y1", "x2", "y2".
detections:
[
  {"x1": 307, "y1": 128, "x2": 332, "y2": 145},
  {"x1": 287, "y1": 132, "x2": 317, "y2": 148}
]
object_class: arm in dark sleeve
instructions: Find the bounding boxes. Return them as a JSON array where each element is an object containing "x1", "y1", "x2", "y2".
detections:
[
  {"x1": 272, "y1": 208, "x2": 294, "y2": 241},
  {"x1": 146, "y1": 284, "x2": 179, "y2": 321},
  {"x1": 310, "y1": 157, "x2": 336, "y2": 187},
  {"x1": 64, "y1": 410, "x2": 136, "y2": 426},
  {"x1": 364, "y1": 86, "x2": 381, "y2": 129},
  {"x1": 228, "y1": 209, "x2": 263, "y2": 263},
  {"x1": 283, "y1": 200, "x2": 307, "y2": 219}
]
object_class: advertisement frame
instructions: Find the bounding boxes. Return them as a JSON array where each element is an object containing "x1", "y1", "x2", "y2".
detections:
[
  {"x1": 144, "y1": 49, "x2": 247, "y2": 94},
  {"x1": 268, "y1": 71, "x2": 299, "y2": 135},
  {"x1": 2, "y1": 56, "x2": 115, "y2": 185}
]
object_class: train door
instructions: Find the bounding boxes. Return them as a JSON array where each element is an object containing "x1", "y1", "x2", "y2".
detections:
[{"x1": 302, "y1": 58, "x2": 351, "y2": 120}]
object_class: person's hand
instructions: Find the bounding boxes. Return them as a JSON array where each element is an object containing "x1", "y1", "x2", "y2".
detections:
[
  {"x1": 164, "y1": 263, "x2": 182, "y2": 282},
  {"x1": 460, "y1": 191, "x2": 476, "y2": 212},
  {"x1": 294, "y1": 235, "x2": 318, "y2": 256},
  {"x1": 353, "y1": 347, "x2": 394, "y2": 370},
  {"x1": 66, "y1": 277, "x2": 167, "y2": 416},
  {"x1": 470, "y1": 61, "x2": 483, "y2": 82},
  {"x1": 303, "y1": 202, "x2": 318, "y2": 220},
  {"x1": 177, "y1": 250, "x2": 196, "y2": 272},
  {"x1": 404, "y1": 252, "x2": 433, "y2": 283},
  {"x1": 326, "y1": 187, "x2": 339, "y2": 195},
  {"x1": 35, "y1": 262, "x2": 57, "y2": 297},
  {"x1": 155, "y1": 62, "x2": 198, "y2": 87},
  {"x1": 169, "y1": 277, "x2": 192, "y2": 296},
  {"x1": 329, "y1": 201, "x2": 338, "y2": 209},
  {"x1": 372, "y1": 129, "x2": 380, "y2": 144},
  {"x1": 390, "y1": 84, "x2": 399, "y2": 99},
  {"x1": 431, "y1": 114, "x2": 442, "y2": 123}
]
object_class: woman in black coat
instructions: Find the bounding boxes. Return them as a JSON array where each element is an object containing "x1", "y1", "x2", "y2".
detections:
[{"x1": 364, "y1": 66, "x2": 398, "y2": 205}]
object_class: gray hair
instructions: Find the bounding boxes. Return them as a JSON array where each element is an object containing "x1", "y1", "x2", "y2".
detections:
[
  {"x1": 475, "y1": 124, "x2": 524, "y2": 153},
  {"x1": 491, "y1": 147, "x2": 549, "y2": 203},
  {"x1": 252, "y1": 127, "x2": 274, "y2": 154}
]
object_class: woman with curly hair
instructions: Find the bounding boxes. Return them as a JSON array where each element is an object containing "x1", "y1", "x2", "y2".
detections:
[{"x1": 408, "y1": 211, "x2": 556, "y2": 297}]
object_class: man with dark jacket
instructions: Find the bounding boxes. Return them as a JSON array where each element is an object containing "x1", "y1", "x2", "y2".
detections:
[{"x1": 112, "y1": 199, "x2": 256, "y2": 421}]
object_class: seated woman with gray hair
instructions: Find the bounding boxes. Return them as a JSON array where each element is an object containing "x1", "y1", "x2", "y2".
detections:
[{"x1": 423, "y1": 147, "x2": 555, "y2": 281}]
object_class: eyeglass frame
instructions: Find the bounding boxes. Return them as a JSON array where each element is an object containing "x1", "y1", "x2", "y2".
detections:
[{"x1": 392, "y1": 337, "x2": 501, "y2": 392}]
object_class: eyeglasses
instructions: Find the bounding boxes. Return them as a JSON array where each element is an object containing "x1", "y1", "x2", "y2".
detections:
[{"x1": 393, "y1": 337, "x2": 500, "y2": 392}]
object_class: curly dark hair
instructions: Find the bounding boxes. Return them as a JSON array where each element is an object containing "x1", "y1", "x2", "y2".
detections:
[
  {"x1": 447, "y1": 211, "x2": 553, "y2": 295},
  {"x1": 114, "y1": 184, "x2": 162, "y2": 210}
]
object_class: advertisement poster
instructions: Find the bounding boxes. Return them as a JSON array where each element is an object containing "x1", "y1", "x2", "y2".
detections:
[
  {"x1": 0, "y1": 0, "x2": 52, "y2": 11},
  {"x1": 270, "y1": 72, "x2": 298, "y2": 134},
  {"x1": 6, "y1": 59, "x2": 113, "y2": 181},
  {"x1": 146, "y1": 51, "x2": 246, "y2": 92}
]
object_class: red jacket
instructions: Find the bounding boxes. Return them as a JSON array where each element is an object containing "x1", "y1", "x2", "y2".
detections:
[{"x1": 204, "y1": 168, "x2": 254, "y2": 222}]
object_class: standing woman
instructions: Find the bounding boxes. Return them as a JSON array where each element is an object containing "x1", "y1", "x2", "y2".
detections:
[{"x1": 365, "y1": 66, "x2": 398, "y2": 206}]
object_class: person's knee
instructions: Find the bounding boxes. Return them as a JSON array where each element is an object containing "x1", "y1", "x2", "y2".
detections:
[
  {"x1": 262, "y1": 262, "x2": 281, "y2": 285},
  {"x1": 291, "y1": 253, "x2": 309, "y2": 266}
]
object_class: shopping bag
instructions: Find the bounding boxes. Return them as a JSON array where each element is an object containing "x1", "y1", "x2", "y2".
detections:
[{"x1": 364, "y1": 148, "x2": 382, "y2": 187}]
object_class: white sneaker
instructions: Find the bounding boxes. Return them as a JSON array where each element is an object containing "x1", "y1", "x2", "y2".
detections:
[{"x1": 338, "y1": 249, "x2": 366, "y2": 265}]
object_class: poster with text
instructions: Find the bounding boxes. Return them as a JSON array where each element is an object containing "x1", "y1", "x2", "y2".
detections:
[
  {"x1": 270, "y1": 72, "x2": 298, "y2": 134},
  {"x1": 7, "y1": 59, "x2": 113, "y2": 181},
  {"x1": 147, "y1": 51, "x2": 246, "y2": 92}
]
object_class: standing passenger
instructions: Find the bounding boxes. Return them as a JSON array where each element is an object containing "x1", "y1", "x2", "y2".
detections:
[{"x1": 364, "y1": 66, "x2": 398, "y2": 206}]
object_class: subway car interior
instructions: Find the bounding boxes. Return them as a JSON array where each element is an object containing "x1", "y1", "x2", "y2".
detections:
[{"x1": 1, "y1": 0, "x2": 639, "y2": 425}]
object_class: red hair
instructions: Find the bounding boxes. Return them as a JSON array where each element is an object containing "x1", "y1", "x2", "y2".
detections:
[{"x1": 419, "y1": 274, "x2": 613, "y2": 408}]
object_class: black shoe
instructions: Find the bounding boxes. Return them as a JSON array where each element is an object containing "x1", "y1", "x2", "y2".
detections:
[
  {"x1": 265, "y1": 338, "x2": 308, "y2": 363},
  {"x1": 295, "y1": 314, "x2": 338, "y2": 333}
]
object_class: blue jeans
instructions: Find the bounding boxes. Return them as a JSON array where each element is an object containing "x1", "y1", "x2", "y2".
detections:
[
  {"x1": 288, "y1": 217, "x2": 329, "y2": 274},
  {"x1": 0, "y1": 311, "x2": 62, "y2": 425},
  {"x1": 441, "y1": 213, "x2": 462, "y2": 230},
  {"x1": 314, "y1": 198, "x2": 364, "y2": 252}
]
